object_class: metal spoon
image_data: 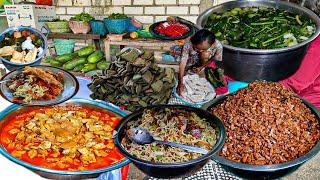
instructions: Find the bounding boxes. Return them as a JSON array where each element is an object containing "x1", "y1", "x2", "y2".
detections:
[{"x1": 128, "y1": 127, "x2": 209, "y2": 154}]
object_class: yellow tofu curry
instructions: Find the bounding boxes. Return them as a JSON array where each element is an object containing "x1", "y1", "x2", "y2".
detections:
[{"x1": 0, "y1": 104, "x2": 125, "y2": 171}]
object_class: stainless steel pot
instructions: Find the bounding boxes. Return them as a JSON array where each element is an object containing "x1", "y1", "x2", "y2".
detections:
[{"x1": 197, "y1": 0, "x2": 320, "y2": 82}]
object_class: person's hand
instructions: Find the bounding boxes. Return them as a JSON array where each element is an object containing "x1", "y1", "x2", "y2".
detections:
[
  {"x1": 192, "y1": 66, "x2": 205, "y2": 74},
  {"x1": 177, "y1": 83, "x2": 185, "y2": 95},
  {"x1": 192, "y1": 67, "x2": 201, "y2": 74}
]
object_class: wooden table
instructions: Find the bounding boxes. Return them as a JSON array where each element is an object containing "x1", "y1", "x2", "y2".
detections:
[
  {"x1": 48, "y1": 33, "x2": 102, "y2": 50},
  {"x1": 104, "y1": 37, "x2": 179, "y2": 70}
]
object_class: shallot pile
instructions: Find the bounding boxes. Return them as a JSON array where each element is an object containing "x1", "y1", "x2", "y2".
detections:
[{"x1": 212, "y1": 82, "x2": 319, "y2": 165}]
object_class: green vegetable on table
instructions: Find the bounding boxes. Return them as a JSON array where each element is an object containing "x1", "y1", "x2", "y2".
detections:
[
  {"x1": 45, "y1": 44, "x2": 105, "y2": 73},
  {"x1": 82, "y1": 63, "x2": 97, "y2": 73},
  {"x1": 77, "y1": 45, "x2": 96, "y2": 57},
  {"x1": 44, "y1": 57, "x2": 55, "y2": 63},
  {"x1": 50, "y1": 60, "x2": 63, "y2": 67},
  {"x1": 204, "y1": 7, "x2": 316, "y2": 49},
  {"x1": 70, "y1": 13, "x2": 94, "y2": 23},
  {"x1": 73, "y1": 64, "x2": 85, "y2": 72},
  {"x1": 107, "y1": 13, "x2": 128, "y2": 19},
  {"x1": 87, "y1": 50, "x2": 103, "y2": 63},
  {"x1": 55, "y1": 53, "x2": 77, "y2": 63},
  {"x1": 63, "y1": 57, "x2": 87, "y2": 70},
  {"x1": 97, "y1": 61, "x2": 110, "y2": 70}
]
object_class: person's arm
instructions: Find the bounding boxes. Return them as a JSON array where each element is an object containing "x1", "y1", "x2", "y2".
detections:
[
  {"x1": 178, "y1": 43, "x2": 190, "y2": 95},
  {"x1": 212, "y1": 40, "x2": 223, "y2": 62}
]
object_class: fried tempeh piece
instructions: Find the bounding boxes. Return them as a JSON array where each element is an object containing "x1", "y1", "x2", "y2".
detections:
[{"x1": 23, "y1": 66, "x2": 63, "y2": 88}]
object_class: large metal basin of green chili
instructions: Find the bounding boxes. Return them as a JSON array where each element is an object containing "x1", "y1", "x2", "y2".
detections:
[{"x1": 197, "y1": 0, "x2": 320, "y2": 82}]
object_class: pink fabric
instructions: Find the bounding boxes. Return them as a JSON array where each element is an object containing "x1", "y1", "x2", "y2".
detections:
[{"x1": 279, "y1": 36, "x2": 320, "y2": 109}]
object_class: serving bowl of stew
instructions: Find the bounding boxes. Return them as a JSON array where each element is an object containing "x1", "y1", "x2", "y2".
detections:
[
  {"x1": 202, "y1": 82, "x2": 320, "y2": 177},
  {"x1": 114, "y1": 105, "x2": 226, "y2": 178},
  {"x1": 0, "y1": 98, "x2": 130, "y2": 179}
]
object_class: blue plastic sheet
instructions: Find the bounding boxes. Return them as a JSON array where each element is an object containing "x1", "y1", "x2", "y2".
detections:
[{"x1": 228, "y1": 81, "x2": 249, "y2": 93}]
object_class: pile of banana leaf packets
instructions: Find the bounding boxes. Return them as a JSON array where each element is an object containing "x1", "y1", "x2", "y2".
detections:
[{"x1": 88, "y1": 49, "x2": 176, "y2": 111}]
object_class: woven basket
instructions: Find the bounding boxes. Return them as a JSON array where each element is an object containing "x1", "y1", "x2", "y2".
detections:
[
  {"x1": 53, "y1": 39, "x2": 75, "y2": 55},
  {"x1": 172, "y1": 83, "x2": 216, "y2": 108},
  {"x1": 46, "y1": 21, "x2": 71, "y2": 33},
  {"x1": 90, "y1": 20, "x2": 108, "y2": 36},
  {"x1": 103, "y1": 18, "x2": 130, "y2": 34},
  {"x1": 69, "y1": 21, "x2": 91, "y2": 34}
]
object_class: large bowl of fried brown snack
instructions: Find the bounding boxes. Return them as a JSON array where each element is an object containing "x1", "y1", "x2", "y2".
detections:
[{"x1": 203, "y1": 81, "x2": 319, "y2": 173}]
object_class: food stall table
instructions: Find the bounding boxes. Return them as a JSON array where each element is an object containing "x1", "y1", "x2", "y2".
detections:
[{"x1": 0, "y1": 65, "x2": 319, "y2": 180}]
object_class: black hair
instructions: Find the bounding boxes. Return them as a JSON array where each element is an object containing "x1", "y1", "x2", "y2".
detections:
[{"x1": 190, "y1": 29, "x2": 216, "y2": 46}]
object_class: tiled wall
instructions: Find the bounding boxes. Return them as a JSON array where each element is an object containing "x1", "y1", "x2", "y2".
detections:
[{"x1": 54, "y1": 0, "x2": 213, "y2": 24}]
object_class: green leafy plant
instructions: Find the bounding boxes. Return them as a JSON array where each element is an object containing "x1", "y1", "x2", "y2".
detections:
[
  {"x1": 70, "y1": 13, "x2": 94, "y2": 23},
  {"x1": 48, "y1": 19, "x2": 68, "y2": 22},
  {"x1": 107, "y1": 13, "x2": 128, "y2": 19},
  {"x1": 205, "y1": 7, "x2": 316, "y2": 49}
]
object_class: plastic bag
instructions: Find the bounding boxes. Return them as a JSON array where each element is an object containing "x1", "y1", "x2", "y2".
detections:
[{"x1": 97, "y1": 169, "x2": 121, "y2": 180}]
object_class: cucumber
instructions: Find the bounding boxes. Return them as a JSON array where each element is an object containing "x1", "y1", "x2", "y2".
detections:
[
  {"x1": 87, "y1": 51, "x2": 103, "y2": 63},
  {"x1": 77, "y1": 45, "x2": 96, "y2": 57},
  {"x1": 97, "y1": 61, "x2": 110, "y2": 70},
  {"x1": 50, "y1": 60, "x2": 62, "y2": 67},
  {"x1": 81, "y1": 63, "x2": 97, "y2": 73},
  {"x1": 55, "y1": 53, "x2": 76, "y2": 63},
  {"x1": 44, "y1": 57, "x2": 55, "y2": 63},
  {"x1": 73, "y1": 64, "x2": 85, "y2": 72},
  {"x1": 64, "y1": 57, "x2": 87, "y2": 70},
  {"x1": 62, "y1": 63, "x2": 68, "y2": 70}
]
